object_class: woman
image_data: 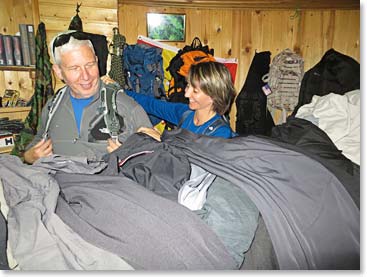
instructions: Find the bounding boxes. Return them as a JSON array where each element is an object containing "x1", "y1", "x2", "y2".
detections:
[{"x1": 106, "y1": 61, "x2": 236, "y2": 151}]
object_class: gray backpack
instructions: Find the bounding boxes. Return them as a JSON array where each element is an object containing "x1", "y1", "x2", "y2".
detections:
[{"x1": 263, "y1": 48, "x2": 304, "y2": 112}]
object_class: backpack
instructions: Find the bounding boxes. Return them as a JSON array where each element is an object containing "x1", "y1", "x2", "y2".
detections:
[
  {"x1": 166, "y1": 37, "x2": 216, "y2": 104},
  {"x1": 123, "y1": 43, "x2": 166, "y2": 99},
  {"x1": 42, "y1": 84, "x2": 123, "y2": 141},
  {"x1": 263, "y1": 48, "x2": 304, "y2": 113},
  {"x1": 235, "y1": 51, "x2": 275, "y2": 136}
]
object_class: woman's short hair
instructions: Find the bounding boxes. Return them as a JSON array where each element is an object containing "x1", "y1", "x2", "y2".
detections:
[{"x1": 187, "y1": 61, "x2": 236, "y2": 115}]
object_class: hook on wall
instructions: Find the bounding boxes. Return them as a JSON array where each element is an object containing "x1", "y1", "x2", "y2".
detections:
[{"x1": 290, "y1": 8, "x2": 301, "y2": 19}]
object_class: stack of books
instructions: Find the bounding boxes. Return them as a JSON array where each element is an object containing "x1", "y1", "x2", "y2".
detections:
[{"x1": 0, "y1": 24, "x2": 36, "y2": 67}]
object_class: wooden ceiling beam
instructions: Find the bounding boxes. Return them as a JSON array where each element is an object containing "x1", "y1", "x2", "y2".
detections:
[{"x1": 118, "y1": 0, "x2": 359, "y2": 10}]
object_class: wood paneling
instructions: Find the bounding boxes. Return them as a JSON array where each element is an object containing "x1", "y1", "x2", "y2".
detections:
[
  {"x1": 118, "y1": 4, "x2": 360, "y2": 129},
  {"x1": 0, "y1": 0, "x2": 35, "y2": 35},
  {"x1": 118, "y1": 0, "x2": 359, "y2": 9},
  {"x1": 0, "y1": 0, "x2": 36, "y2": 102},
  {"x1": 0, "y1": 1, "x2": 360, "y2": 131},
  {"x1": 39, "y1": 0, "x2": 118, "y2": 44}
]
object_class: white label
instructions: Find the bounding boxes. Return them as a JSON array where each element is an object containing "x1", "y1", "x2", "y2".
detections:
[{"x1": 0, "y1": 135, "x2": 14, "y2": 147}]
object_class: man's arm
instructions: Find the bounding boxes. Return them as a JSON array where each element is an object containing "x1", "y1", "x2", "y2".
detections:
[
  {"x1": 23, "y1": 99, "x2": 53, "y2": 164},
  {"x1": 25, "y1": 99, "x2": 51, "y2": 150}
]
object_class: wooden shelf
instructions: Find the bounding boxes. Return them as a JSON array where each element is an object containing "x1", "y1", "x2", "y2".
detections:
[
  {"x1": 0, "y1": 65, "x2": 35, "y2": 72},
  {"x1": 0, "y1": 106, "x2": 31, "y2": 121},
  {"x1": 0, "y1": 106, "x2": 31, "y2": 112},
  {"x1": 0, "y1": 107, "x2": 31, "y2": 154},
  {"x1": 0, "y1": 144, "x2": 13, "y2": 154}
]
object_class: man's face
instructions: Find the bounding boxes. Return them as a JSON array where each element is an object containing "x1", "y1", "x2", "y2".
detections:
[{"x1": 53, "y1": 44, "x2": 100, "y2": 99}]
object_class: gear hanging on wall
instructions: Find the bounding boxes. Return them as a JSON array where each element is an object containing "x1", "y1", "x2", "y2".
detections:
[
  {"x1": 108, "y1": 27, "x2": 127, "y2": 88},
  {"x1": 68, "y1": 2, "x2": 83, "y2": 31}
]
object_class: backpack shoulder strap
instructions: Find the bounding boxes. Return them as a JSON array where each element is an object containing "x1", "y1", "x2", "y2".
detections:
[
  {"x1": 100, "y1": 84, "x2": 122, "y2": 140},
  {"x1": 42, "y1": 86, "x2": 67, "y2": 139},
  {"x1": 205, "y1": 115, "x2": 237, "y2": 137},
  {"x1": 204, "y1": 116, "x2": 228, "y2": 136}
]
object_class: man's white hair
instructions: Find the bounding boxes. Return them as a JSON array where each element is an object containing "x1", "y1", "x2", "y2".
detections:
[{"x1": 49, "y1": 30, "x2": 95, "y2": 65}]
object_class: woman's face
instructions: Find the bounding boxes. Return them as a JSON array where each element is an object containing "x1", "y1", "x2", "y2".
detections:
[
  {"x1": 53, "y1": 44, "x2": 100, "y2": 99},
  {"x1": 184, "y1": 83, "x2": 214, "y2": 112}
]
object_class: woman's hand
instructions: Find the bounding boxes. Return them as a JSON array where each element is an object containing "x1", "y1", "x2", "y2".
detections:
[
  {"x1": 137, "y1": 127, "x2": 162, "y2": 142},
  {"x1": 101, "y1": 75, "x2": 116, "y2": 85},
  {"x1": 107, "y1": 138, "x2": 122, "y2": 153}
]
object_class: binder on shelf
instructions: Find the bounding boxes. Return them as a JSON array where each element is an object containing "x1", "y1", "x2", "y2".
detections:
[
  {"x1": 19, "y1": 24, "x2": 31, "y2": 66},
  {"x1": 26, "y1": 24, "x2": 36, "y2": 66},
  {"x1": 0, "y1": 34, "x2": 5, "y2": 66},
  {"x1": 2, "y1": 35, "x2": 14, "y2": 66},
  {"x1": 12, "y1": 35, "x2": 23, "y2": 66}
]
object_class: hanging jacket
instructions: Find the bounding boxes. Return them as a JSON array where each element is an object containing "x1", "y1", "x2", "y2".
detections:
[{"x1": 292, "y1": 48, "x2": 360, "y2": 115}]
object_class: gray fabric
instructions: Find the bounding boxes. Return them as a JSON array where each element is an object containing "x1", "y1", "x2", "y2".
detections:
[
  {"x1": 26, "y1": 80, "x2": 152, "y2": 160},
  {"x1": 269, "y1": 116, "x2": 360, "y2": 209},
  {"x1": 194, "y1": 176, "x2": 259, "y2": 268},
  {"x1": 102, "y1": 132, "x2": 190, "y2": 201},
  {"x1": 162, "y1": 129, "x2": 359, "y2": 269},
  {"x1": 241, "y1": 215, "x2": 279, "y2": 270},
  {"x1": 54, "y1": 171, "x2": 237, "y2": 270},
  {"x1": 34, "y1": 154, "x2": 107, "y2": 174},
  {"x1": 104, "y1": 134, "x2": 258, "y2": 268},
  {"x1": 0, "y1": 210, "x2": 9, "y2": 270},
  {"x1": 0, "y1": 155, "x2": 133, "y2": 270}
]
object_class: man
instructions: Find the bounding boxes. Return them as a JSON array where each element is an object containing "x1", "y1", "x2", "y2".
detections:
[{"x1": 24, "y1": 30, "x2": 152, "y2": 164}]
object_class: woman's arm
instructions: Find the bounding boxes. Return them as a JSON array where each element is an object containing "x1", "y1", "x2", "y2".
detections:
[{"x1": 125, "y1": 90, "x2": 189, "y2": 126}]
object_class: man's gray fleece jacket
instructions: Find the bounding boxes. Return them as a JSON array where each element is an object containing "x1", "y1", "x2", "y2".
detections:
[{"x1": 26, "y1": 80, "x2": 152, "y2": 159}]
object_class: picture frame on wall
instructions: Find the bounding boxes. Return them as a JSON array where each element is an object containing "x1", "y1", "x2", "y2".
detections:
[{"x1": 146, "y1": 13, "x2": 186, "y2": 42}]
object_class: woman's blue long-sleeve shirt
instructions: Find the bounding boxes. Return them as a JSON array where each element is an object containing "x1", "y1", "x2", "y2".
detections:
[{"x1": 125, "y1": 90, "x2": 233, "y2": 138}]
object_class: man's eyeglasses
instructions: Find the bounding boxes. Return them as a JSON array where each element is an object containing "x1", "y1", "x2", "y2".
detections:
[{"x1": 51, "y1": 31, "x2": 90, "y2": 56}]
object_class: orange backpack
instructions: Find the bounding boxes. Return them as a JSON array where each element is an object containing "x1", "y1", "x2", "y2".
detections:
[
  {"x1": 166, "y1": 37, "x2": 215, "y2": 103},
  {"x1": 178, "y1": 50, "x2": 216, "y2": 77}
]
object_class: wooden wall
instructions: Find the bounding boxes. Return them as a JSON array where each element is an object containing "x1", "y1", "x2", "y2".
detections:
[
  {"x1": 0, "y1": 1, "x2": 360, "y2": 129},
  {"x1": 118, "y1": 4, "x2": 360, "y2": 128},
  {"x1": 0, "y1": 0, "x2": 37, "y2": 102},
  {"x1": 38, "y1": 0, "x2": 118, "y2": 44}
]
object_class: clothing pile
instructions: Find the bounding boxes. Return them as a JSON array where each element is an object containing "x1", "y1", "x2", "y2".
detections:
[{"x1": 0, "y1": 127, "x2": 359, "y2": 270}]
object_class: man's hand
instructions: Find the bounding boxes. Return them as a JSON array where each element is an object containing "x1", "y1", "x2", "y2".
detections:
[
  {"x1": 24, "y1": 139, "x2": 53, "y2": 164},
  {"x1": 107, "y1": 138, "x2": 122, "y2": 153},
  {"x1": 137, "y1": 127, "x2": 162, "y2": 142}
]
